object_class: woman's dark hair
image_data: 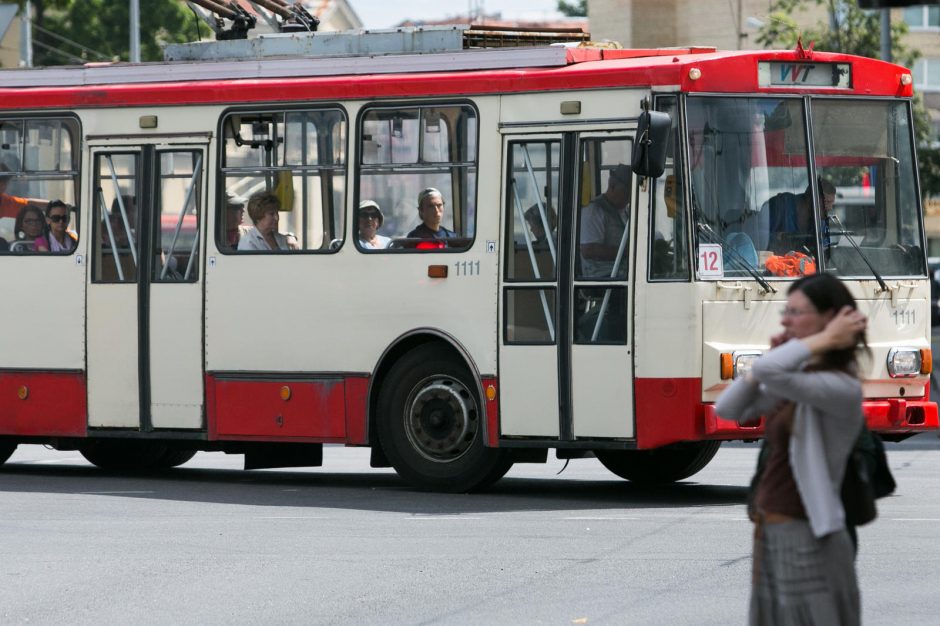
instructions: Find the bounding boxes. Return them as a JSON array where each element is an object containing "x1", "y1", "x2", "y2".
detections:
[
  {"x1": 789, "y1": 272, "x2": 867, "y2": 372},
  {"x1": 14, "y1": 204, "x2": 46, "y2": 240}
]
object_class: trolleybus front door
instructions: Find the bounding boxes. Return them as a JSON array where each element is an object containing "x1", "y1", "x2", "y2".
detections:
[
  {"x1": 499, "y1": 133, "x2": 635, "y2": 441},
  {"x1": 86, "y1": 141, "x2": 206, "y2": 431}
]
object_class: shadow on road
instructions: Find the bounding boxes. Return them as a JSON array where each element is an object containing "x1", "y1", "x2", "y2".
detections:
[{"x1": 0, "y1": 463, "x2": 748, "y2": 514}]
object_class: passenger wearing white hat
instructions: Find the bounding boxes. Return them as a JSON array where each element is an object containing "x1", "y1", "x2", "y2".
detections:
[
  {"x1": 406, "y1": 187, "x2": 456, "y2": 240},
  {"x1": 358, "y1": 200, "x2": 391, "y2": 249}
]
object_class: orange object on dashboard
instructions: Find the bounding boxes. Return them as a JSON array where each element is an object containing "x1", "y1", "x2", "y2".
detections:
[{"x1": 765, "y1": 252, "x2": 817, "y2": 277}]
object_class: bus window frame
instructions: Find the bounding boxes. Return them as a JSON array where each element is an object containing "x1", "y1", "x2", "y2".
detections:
[
  {"x1": 216, "y1": 104, "x2": 350, "y2": 255},
  {"x1": 0, "y1": 113, "x2": 82, "y2": 257},
  {"x1": 648, "y1": 93, "x2": 692, "y2": 283},
  {"x1": 354, "y1": 99, "x2": 480, "y2": 254}
]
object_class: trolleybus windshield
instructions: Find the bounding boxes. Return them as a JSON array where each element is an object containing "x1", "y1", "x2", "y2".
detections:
[{"x1": 687, "y1": 96, "x2": 924, "y2": 280}]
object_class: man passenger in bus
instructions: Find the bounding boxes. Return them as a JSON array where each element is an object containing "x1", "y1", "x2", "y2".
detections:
[
  {"x1": 34, "y1": 200, "x2": 77, "y2": 253},
  {"x1": 223, "y1": 192, "x2": 246, "y2": 250},
  {"x1": 407, "y1": 187, "x2": 457, "y2": 240},
  {"x1": 0, "y1": 164, "x2": 48, "y2": 219},
  {"x1": 238, "y1": 191, "x2": 291, "y2": 251},
  {"x1": 768, "y1": 178, "x2": 836, "y2": 255},
  {"x1": 357, "y1": 200, "x2": 391, "y2": 249},
  {"x1": 579, "y1": 163, "x2": 630, "y2": 279}
]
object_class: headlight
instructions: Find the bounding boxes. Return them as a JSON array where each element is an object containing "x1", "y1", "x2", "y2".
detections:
[
  {"x1": 720, "y1": 350, "x2": 762, "y2": 380},
  {"x1": 733, "y1": 351, "x2": 762, "y2": 379},
  {"x1": 887, "y1": 347, "x2": 922, "y2": 378}
]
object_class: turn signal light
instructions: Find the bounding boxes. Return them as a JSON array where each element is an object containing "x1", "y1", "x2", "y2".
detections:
[{"x1": 921, "y1": 348, "x2": 933, "y2": 375}]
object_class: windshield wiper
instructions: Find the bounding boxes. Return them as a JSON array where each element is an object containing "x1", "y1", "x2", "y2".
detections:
[
  {"x1": 828, "y1": 214, "x2": 889, "y2": 292},
  {"x1": 697, "y1": 222, "x2": 776, "y2": 294}
]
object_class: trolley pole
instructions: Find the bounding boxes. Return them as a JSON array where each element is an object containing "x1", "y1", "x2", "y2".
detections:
[{"x1": 130, "y1": 0, "x2": 141, "y2": 63}]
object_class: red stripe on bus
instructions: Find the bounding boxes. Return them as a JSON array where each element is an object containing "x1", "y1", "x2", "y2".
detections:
[
  {"x1": 344, "y1": 376, "x2": 369, "y2": 446},
  {"x1": 482, "y1": 376, "x2": 499, "y2": 448},
  {"x1": 207, "y1": 374, "x2": 348, "y2": 442},
  {"x1": 0, "y1": 370, "x2": 87, "y2": 437},
  {"x1": 634, "y1": 377, "x2": 706, "y2": 449},
  {"x1": 0, "y1": 51, "x2": 910, "y2": 111},
  {"x1": 636, "y1": 377, "x2": 936, "y2": 449}
]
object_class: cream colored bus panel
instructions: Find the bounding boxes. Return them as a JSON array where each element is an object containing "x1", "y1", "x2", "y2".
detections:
[{"x1": 87, "y1": 286, "x2": 140, "y2": 428}]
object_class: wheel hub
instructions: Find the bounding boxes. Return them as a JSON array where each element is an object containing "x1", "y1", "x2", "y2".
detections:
[{"x1": 405, "y1": 377, "x2": 478, "y2": 462}]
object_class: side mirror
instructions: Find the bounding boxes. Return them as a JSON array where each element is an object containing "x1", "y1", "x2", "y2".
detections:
[{"x1": 631, "y1": 110, "x2": 671, "y2": 179}]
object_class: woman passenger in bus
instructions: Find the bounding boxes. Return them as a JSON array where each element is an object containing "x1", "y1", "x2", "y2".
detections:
[
  {"x1": 34, "y1": 200, "x2": 77, "y2": 253},
  {"x1": 237, "y1": 191, "x2": 290, "y2": 251},
  {"x1": 715, "y1": 273, "x2": 867, "y2": 625},
  {"x1": 14, "y1": 204, "x2": 49, "y2": 251},
  {"x1": 357, "y1": 200, "x2": 390, "y2": 249}
]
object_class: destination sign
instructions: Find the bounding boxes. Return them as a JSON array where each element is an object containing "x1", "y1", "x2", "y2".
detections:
[{"x1": 758, "y1": 61, "x2": 851, "y2": 89}]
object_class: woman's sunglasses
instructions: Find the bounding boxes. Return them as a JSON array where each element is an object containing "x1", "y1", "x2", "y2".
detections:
[{"x1": 49, "y1": 214, "x2": 69, "y2": 223}]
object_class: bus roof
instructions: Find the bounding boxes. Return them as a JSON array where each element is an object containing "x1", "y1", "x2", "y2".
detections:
[{"x1": 0, "y1": 39, "x2": 914, "y2": 110}]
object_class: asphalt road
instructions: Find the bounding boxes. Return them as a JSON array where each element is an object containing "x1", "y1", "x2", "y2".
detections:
[{"x1": 1, "y1": 437, "x2": 939, "y2": 625}]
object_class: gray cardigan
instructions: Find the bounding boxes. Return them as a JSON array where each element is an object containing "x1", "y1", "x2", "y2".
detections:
[{"x1": 715, "y1": 339, "x2": 864, "y2": 537}]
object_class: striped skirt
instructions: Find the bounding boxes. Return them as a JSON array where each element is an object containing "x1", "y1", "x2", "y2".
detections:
[{"x1": 750, "y1": 519, "x2": 860, "y2": 625}]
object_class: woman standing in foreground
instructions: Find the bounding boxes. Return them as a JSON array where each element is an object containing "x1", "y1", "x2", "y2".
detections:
[{"x1": 716, "y1": 273, "x2": 868, "y2": 625}]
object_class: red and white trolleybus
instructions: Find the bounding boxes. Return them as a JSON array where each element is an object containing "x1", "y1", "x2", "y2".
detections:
[{"x1": 0, "y1": 27, "x2": 936, "y2": 491}]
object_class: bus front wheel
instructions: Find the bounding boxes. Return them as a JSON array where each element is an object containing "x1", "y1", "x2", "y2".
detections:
[
  {"x1": 377, "y1": 344, "x2": 513, "y2": 492},
  {"x1": 0, "y1": 442, "x2": 16, "y2": 465},
  {"x1": 595, "y1": 441, "x2": 721, "y2": 485}
]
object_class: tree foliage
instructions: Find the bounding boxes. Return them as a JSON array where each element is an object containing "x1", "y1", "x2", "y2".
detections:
[
  {"x1": 16, "y1": 0, "x2": 196, "y2": 65},
  {"x1": 757, "y1": 0, "x2": 940, "y2": 196},
  {"x1": 557, "y1": 0, "x2": 587, "y2": 18}
]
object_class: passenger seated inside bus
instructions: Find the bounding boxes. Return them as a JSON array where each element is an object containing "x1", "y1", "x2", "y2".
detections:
[
  {"x1": 525, "y1": 203, "x2": 556, "y2": 250},
  {"x1": 221, "y1": 192, "x2": 246, "y2": 251},
  {"x1": 578, "y1": 164, "x2": 630, "y2": 279},
  {"x1": 407, "y1": 187, "x2": 457, "y2": 242},
  {"x1": 13, "y1": 205, "x2": 47, "y2": 252},
  {"x1": 104, "y1": 195, "x2": 136, "y2": 250},
  {"x1": 357, "y1": 200, "x2": 391, "y2": 249},
  {"x1": 34, "y1": 200, "x2": 77, "y2": 253},
  {"x1": 238, "y1": 191, "x2": 292, "y2": 251}
]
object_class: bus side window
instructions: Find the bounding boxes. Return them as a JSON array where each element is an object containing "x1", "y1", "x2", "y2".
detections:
[
  {"x1": 0, "y1": 117, "x2": 80, "y2": 255},
  {"x1": 357, "y1": 104, "x2": 478, "y2": 252},
  {"x1": 649, "y1": 95, "x2": 690, "y2": 281},
  {"x1": 220, "y1": 108, "x2": 347, "y2": 253}
]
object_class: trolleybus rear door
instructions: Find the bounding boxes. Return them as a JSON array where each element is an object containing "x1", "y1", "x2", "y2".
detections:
[
  {"x1": 86, "y1": 140, "x2": 206, "y2": 431},
  {"x1": 499, "y1": 132, "x2": 634, "y2": 441}
]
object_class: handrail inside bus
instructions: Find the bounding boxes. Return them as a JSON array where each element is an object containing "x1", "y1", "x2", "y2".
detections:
[
  {"x1": 161, "y1": 152, "x2": 202, "y2": 281},
  {"x1": 510, "y1": 178, "x2": 555, "y2": 344},
  {"x1": 97, "y1": 187, "x2": 124, "y2": 281}
]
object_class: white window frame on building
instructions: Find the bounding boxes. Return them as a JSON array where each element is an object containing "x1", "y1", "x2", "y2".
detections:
[{"x1": 904, "y1": 5, "x2": 940, "y2": 30}]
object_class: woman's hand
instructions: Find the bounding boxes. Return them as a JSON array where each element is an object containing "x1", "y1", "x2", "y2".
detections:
[
  {"x1": 803, "y1": 306, "x2": 866, "y2": 355},
  {"x1": 769, "y1": 332, "x2": 789, "y2": 349},
  {"x1": 823, "y1": 306, "x2": 867, "y2": 349}
]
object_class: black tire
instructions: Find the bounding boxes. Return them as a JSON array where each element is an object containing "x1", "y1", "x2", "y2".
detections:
[
  {"x1": 595, "y1": 440, "x2": 721, "y2": 485},
  {"x1": 377, "y1": 344, "x2": 513, "y2": 492},
  {"x1": 0, "y1": 442, "x2": 16, "y2": 466},
  {"x1": 79, "y1": 440, "x2": 169, "y2": 471},
  {"x1": 151, "y1": 448, "x2": 197, "y2": 469}
]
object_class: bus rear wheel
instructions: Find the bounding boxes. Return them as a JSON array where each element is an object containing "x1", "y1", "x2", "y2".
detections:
[
  {"x1": 377, "y1": 345, "x2": 513, "y2": 492},
  {"x1": 595, "y1": 441, "x2": 721, "y2": 485},
  {"x1": 0, "y1": 442, "x2": 16, "y2": 465},
  {"x1": 80, "y1": 440, "x2": 170, "y2": 471}
]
